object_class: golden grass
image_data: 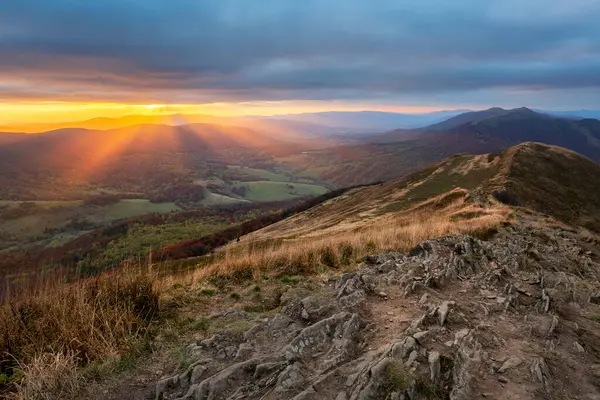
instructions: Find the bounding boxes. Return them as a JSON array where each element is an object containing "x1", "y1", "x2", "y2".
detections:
[
  {"x1": 177, "y1": 207, "x2": 508, "y2": 284},
  {"x1": 0, "y1": 194, "x2": 509, "y2": 398},
  {"x1": 0, "y1": 266, "x2": 158, "y2": 399}
]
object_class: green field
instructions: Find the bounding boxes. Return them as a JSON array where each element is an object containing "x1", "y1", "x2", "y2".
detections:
[
  {"x1": 0, "y1": 199, "x2": 181, "y2": 244},
  {"x1": 226, "y1": 165, "x2": 291, "y2": 182},
  {"x1": 78, "y1": 219, "x2": 229, "y2": 270},
  {"x1": 239, "y1": 181, "x2": 329, "y2": 202},
  {"x1": 0, "y1": 200, "x2": 84, "y2": 209},
  {"x1": 92, "y1": 199, "x2": 181, "y2": 222}
]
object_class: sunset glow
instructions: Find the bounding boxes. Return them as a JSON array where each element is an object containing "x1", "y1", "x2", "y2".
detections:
[{"x1": 0, "y1": 101, "x2": 453, "y2": 132}]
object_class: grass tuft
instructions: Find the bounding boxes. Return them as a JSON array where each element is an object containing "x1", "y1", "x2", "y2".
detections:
[{"x1": 0, "y1": 266, "x2": 158, "y2": 398}]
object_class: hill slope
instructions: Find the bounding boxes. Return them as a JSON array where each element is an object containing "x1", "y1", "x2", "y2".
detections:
[
  {"x1": 141, "y1": 143, "x2": 600, "y2": 400},
  {"x1": 6, "y1": 143, "x2": 600, "y2": 400},
  {"x1": 0, "y1": 122, "x2": 330, "y2": 199},
  {"x1": 235, "y1": 142, "x2": 600, "y2": 248},
  {"x1": 300, "y1": 108, "x2": 600, "y2": 188}
]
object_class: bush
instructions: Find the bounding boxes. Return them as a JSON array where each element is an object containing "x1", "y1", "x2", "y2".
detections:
[
  {"x1": 492, "y1": 189, "x2": 520, "y2": 206},
  {"x1": 338, "y1": 243, "x2": 355, "y2": 265},
  {"x1": 320, "y1": 246, "x2": 338, "y2": 268}
]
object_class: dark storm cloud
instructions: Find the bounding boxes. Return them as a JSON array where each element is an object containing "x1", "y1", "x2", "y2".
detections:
[{"x1": 1, "y1": 0, "x2": 600, "y2": 103}]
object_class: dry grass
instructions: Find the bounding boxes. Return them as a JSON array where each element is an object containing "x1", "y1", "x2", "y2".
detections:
[
  {"x1": 177, "y1": 207, "x2": 508, "y2": 284},
  {"x1": 7, "y1": 352, "x2": 82, "y2": 400},
  {"x1": 0, "y1": 188, "x2": 510, "y2": 399},
  {"x1": 0, "y1": 266, "x2": 159, "y2": 399}
]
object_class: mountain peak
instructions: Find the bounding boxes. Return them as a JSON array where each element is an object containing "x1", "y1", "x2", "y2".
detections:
[{"x1": 510, "y1": 106, "x2": 536, "y2": 114}]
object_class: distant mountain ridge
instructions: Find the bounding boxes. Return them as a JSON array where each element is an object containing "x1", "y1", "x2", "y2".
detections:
[
  {"x1": 3, "y1": 107, "x2": 600, "y2": 134},
  {"x1": 373, "y1": 107, "x2": 600, "y2": 163}
]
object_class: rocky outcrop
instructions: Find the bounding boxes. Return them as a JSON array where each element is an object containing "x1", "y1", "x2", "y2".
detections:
[{"x1": 155, "y1": 221, "x2": 600, "y2": 399}]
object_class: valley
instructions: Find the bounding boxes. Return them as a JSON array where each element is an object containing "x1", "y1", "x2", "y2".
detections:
[
  {"x1": 3, "y1": 3, "x2": 600, "y2": 398},
  {"x1": 2, "y1": 107, "x2": 600, "y2": 288},
  {"x1": 2, "y1": 110, "x2": 600, "y2": 400}
]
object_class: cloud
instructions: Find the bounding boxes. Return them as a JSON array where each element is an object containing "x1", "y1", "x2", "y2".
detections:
[{"x1": 1, "y1": 0, "x2": 600, "y2": 106}]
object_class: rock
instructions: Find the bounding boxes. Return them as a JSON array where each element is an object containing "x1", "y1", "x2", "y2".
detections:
[
  {"x1": 253, "y1": 361, "x2": 287, "y2": 379},
  {"x1": 335, "y1": 392, "x2": 348, "y2": 400},
  {"x1": 336, "y1": 274, "x2": 368, "y2": 308},
  {"x1": 185, "y1": 358, "x2": 260, "y2": 399},
  {"x1": 405, "y1": 350, "x2": 418, "y2": 367},
  {"x1": 391, "y1": 337, "x2": 418, "y2": 361},
  {"x1": 190, "y1": 365, "x2": 207, "y2": 385},
  {"x1": 498, "y1": 357, "x2": 523, "y2": 373},
  {"x1": 450, "y1": 333, "x2": 484, "y2": 400},
  {"x1": 480, "y1": 289, "x2": 497, "y2": 299},
  {"x1": 276, "y1": 363, "x2": 306, "y2": 391},
  {"x1": 155, "y1": 376, "x2": 179, "y2": 400},
  {"x1": 410, "y1": 241, "x2": 434, "y2": 257},
  {"x1": 301, "y1": 309, "x2": 310, "y2": 320},
  {"x1": 530, "y1": 357, "x2": 551, "y2": 392},
  {"x1": 547, "y1": 315, "x2": 559, "y2": 336},
  {"x1": 243, "y1": 324, "x2": 264, "y2": 341},
  {"x1": 151, "y1": 229, "x2": 600, "y2": 400},
  {"x1": 291, "y1": 387, "x2": 317, "y2": 400},
  {"x1": 199, "y1": 334, "x2": 225, "y2": 348},
  {"x1": 537, "y1": 289, "x2": 551, "y2": 313},
  {"x1": 235, "y1": 343, "x2": 254, "y2": 361},
  {"x1": 590, "y1": 292, "x2": 600, "y2": 305},
  {"x1": 365, "y1": 255, "x2": 379, "y2": 264},
  {"x1": 283, "y1": 312, "x2": 361, "y2": 365},
  {"x1": 454, "y1": 328, "x2": 470, "y2": 345},
  {"x1": 301, "y1": 296, "x2": 335, "y2": 321},
  {"x1": 216, "y1": 345, "x2": 237, "y2": 359},
  {"x1": 339, "y1": 290, "x2": 366, "y2": 308},
  {"x1": 574, "y1": 341, "x2": 585, "y2": 353},
  {"x1": 437, "y1": 301, "x2": 454, "y2": 326},
  {"x1": 377, "y1": 260, "x2": 396, "y2": 273},
  {"x1": 412, "y1": 330, "x2": 430, "y2": 343},
  {"x1": 428, "y1": 351, "x2": 441, "y2": 384}
]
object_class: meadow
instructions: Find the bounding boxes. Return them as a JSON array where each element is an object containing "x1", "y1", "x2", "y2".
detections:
[{"x1": 238, "y1": 181, "x2": 329, "y2": 202}]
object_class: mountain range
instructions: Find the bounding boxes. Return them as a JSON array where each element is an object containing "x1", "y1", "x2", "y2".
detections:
[
  {"x1": 3, "y1": 108, "x2": 600, "y2": 134},
  {"x1": 1, "y1": 107, "x2": 600, "y2": 200}
]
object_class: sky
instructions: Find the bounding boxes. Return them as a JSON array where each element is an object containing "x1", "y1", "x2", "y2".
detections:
[{"x1": 1, "y1": 0, "x2": 600, "y2": 123}]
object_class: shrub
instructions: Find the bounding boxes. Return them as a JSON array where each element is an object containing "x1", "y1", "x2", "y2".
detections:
[
  {"x1": 492, "y1": 189, "x2": 520, "y2": 206},
  {"x1": 320, "y1": 246, "x2": 338, "y2": 268},
  {"x1": 338, "y1": 243, "x2": 355, "y2": 265}
]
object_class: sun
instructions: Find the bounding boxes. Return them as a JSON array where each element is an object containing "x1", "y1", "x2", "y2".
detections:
[{"x1": 143, "y1": 104, "x2": 166, "y2": 109}]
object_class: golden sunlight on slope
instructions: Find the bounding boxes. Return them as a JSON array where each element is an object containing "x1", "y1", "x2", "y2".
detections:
[{"x1": 167, "y1": 157, "x2": 511, "y2": 286}]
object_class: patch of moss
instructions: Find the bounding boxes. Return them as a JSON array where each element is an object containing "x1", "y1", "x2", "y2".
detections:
[
  {"x1": 280, "y1": 275, "x2": 301, "y2": 285},
  {"x1": 385, "y1": 361, "x2": 411, "y2": 391},
  {"x1": 200, "y1": 288, "x2": 216, "y2": 296}
]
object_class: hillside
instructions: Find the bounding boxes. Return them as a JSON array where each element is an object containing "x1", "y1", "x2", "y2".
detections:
[
  {"x1": 3, "y1": 108, "x2": 600, "y2": 201},
  {"x1": 375, "y1": 108, "x2": 600, "y2": 163},
  {"x1": 0, "y1": 122, "x2": 333, "y2": 200},
  {"x1": 3, "y1": 143, "x2": 600, "y2": 400},
  {"x1": 238, "y1": 142, "x2": 600, "y2": 246},
  {"x1": 295, "y1": 108, "x2": 600, "y2": 188}
]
